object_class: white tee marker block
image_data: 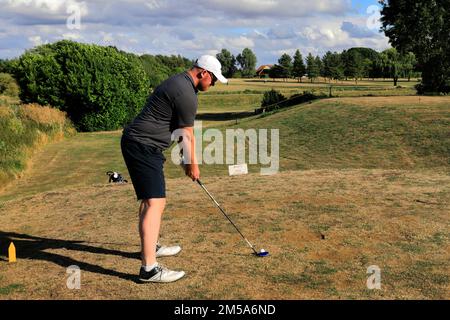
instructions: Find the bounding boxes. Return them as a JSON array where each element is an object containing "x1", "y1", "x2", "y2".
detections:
[{"x1": 228, "y1": 164, "x2": 248, "y2": 176}]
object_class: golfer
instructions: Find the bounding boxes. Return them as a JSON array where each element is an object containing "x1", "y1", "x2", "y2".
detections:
[{"x1": 121, "y1": 55, "x2": 228, "y2": 283}]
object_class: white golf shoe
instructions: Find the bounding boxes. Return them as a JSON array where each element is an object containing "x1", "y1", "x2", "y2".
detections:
[
  {"x1": 139, "y1": 264, "x2": 185, "y2": 283},
  {"x1": 156, "y1": 244, "x2": 182, "y2": 257}
]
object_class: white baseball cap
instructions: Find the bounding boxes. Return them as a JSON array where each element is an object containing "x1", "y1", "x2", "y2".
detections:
[{"x1": 194, "y1": 55, "x2": 228, "y2": 83}]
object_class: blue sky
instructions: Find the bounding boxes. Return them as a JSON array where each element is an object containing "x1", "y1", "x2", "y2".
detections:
[
  {"x1": 352, "y1": 0, "x2": 381, "y2": 14},
  {"x1": 0, "y1": 0, "x2": 390, "y2": 64}
]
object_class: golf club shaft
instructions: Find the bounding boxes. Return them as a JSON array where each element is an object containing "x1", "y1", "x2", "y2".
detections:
[{"x1": 196, "y1": 179, "x2": 258, "y2": 254}]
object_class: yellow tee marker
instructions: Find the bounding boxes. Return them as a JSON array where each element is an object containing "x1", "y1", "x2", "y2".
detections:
[{"x1": 8, "y1": 242, "x2": 16, "y2": 263}]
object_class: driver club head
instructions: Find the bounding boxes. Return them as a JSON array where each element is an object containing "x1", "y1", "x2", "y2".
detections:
[{"x1": 254, "y1": 249, "x2": 269, "y2": 257}]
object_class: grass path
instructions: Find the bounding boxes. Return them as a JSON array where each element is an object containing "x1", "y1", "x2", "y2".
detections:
[{"x1": 0, "y1": 131, "x2": 127, "y2": 202}]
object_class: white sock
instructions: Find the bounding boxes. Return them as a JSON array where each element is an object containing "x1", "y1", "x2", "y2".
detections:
[{"x1": 143, "y1": 262, "x2": 158, "y2": 272}]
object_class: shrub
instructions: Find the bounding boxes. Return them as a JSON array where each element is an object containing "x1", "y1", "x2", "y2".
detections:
[
  {"x1": 256, "y1": 90, "x2": 320, "y2": 114},
  {"x1": 281, "y1": 91, "x2": 320, "y2": 107},
  {"x1": 139, "y1": 54, "x2": 193, "y2": 89},
  {"x1": 13, "y1": 40, "x2": 149, "y2": 131},
  {"x1": 261, "y1": 89, "x2": 287, "y2": 108},
  {"x1": 416, "y1": 80, "x2": 450, "y2": 95}
]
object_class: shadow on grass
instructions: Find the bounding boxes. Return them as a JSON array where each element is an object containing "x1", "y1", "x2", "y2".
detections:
[
  {"x1": 0, "y1": 231, "x2": 140, "y2": 283},
  {"x1": 196, "y1": 111, "x2": 255, "y2": 122}
]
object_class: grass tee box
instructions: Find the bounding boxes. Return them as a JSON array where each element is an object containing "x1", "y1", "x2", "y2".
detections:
[{"x1": 0, "y1": 169, "x2": 448, "y2": 299}]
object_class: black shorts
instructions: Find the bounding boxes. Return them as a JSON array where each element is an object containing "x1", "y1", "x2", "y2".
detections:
[{"x1": 121, "y1": 135, "x2": 166, "y2": 200}]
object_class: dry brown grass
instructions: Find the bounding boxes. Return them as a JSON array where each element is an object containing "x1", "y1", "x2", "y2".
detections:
[
  {"x1": 0, "y1": 169, "x2": 448, "y2": 299},
  {"x1": 0, "y1": 101, "x2": 76, "y2": 193},
  {"x1": 0, "y1": 105, "x2": 13, "y2": 118},
  {"x1": 0, "y1": 95, "x2": 20, "y2": 106},
  {"x1": 18, "y1": 104, "x2": 69, "y2": 127},
  {"x1": 333, "y1": 96, "x2": 450, "y2": 106},
  {"x1": 207, "y1": 78, "x2": 417, "y2": 92}
]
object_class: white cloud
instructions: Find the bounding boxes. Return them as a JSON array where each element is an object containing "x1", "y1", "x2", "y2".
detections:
[
  {"x1": 61, "y1": 32, "x2": 83, "y2": 40},
  {"x1": 227, "y1": 36, "x2": 255, "y2": 49},
  {"x1": 100, "y1": 32, "x2": 114, "y2": 44},
  {"x1": 341, "y1": 21, "x2": 376, "y2": 38},
  {"x1": 28, "y1": 35, "x2": 43, "y2": 46},
  {"x1": 0, "y1": 0, "x2": 390, "y2": 63},
  {"x1": 205, "y1": 0, "x2": 351, "y2": 17},
  {"x1": 252, "y1": 29, "x2": 268, "y2": 39},
  {"x1": 2, "y1": 0, "x2": 88, "y2": 22}
]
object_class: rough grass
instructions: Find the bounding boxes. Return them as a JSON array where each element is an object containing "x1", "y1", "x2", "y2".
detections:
[
  {"x1": 0, "y1": 98, "x2": 76, "y2": 190},
  {"x1": 0, "y1": 170, "x2": 448, "y2": 299}
]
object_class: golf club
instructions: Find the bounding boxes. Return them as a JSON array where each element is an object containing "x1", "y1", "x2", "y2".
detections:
[{"x1": 196, "y1": 179, "x2": 269, "y2": 257}]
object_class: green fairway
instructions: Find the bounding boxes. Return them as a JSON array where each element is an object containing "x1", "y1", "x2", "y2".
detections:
[{"x1": 1, "y1": 96, "x2": 448, "y2": 202}]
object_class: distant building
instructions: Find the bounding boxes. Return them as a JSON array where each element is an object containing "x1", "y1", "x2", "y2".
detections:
[{"x1": 256, "y1": 65, "x2": 273, "y2": 77}]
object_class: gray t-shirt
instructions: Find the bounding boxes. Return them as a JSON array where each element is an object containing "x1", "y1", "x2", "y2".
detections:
[{"x1": 123, "y1": 72, "x2": 198, "y2": 150}]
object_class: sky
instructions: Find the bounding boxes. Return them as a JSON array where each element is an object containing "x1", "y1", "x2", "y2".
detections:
[{"x1": 0, "y1": 0, "x2": 391, "y2": 64}]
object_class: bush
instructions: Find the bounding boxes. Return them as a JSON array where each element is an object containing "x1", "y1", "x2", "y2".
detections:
[
  {"x1": 261, "y1": 89, "x2": 287, "y2": 108},
  {"x1": 139, "y1": 54, "x2": 192, "y2": 89},
  {"x1": 256, "y1": 90, "x2": 320, "y2": 114},
  {"x1": 13, "y1": 40, "x2": 150, "y2": 131},
  {"x1": 415, "y1": 82, "x2": 450, "y2": 95},
  {"x1": 0, "y1": 73, "x2": 19, "y2": 97},
  {"x1": 281, "y1": 91, "x2": 320, "y2": 107}
]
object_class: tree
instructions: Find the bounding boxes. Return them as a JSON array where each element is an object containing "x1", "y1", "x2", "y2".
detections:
[
  {"x1": 292, "y1": 50, "x2": 306, "y2": 82},
  {"x1": 138, "y1": 53, "x2": 192, "y2": 89},
  {"x1": 230, "y1": 55, "x2": 238, "y2": 78},
  {"x1": 402, "y1": 52, "x2": 417, "y2": 81},
  {"x1": 306, "y1": 53, "x2": 319, "y2": 83},
  {"x1": 347, "y1": 47, "x2": 380, "y2": 79},
  {"x1": 277, "y1": 53, "x2": 292, "y2": 80},
  {"x1": 323, "y1": 51, "x2": 344, "y2": 82},
  {"x1": 380, "y1": 0, "x2": 450, "y2": 93},
  {"x1": 342, "y1": 50, "x2": 365, "y2": 83},
  {"x1": 377, "y1": 48, "x2": 416, "y2": 86},
  {"x1": 216, "y1": 49, "x2": 237, "y2": 78},
  {"x1": 362, "y1": 58, "x2": 373, "y2": 79},
  {"x1": 236, "y1": 48, "x2": 257, "y2": 77},
  {"x1": 268, "y1": 64, "x2": 285, "y2": 81},
  {"x1": 322, "y1": 52, "x2": 333, "y2": 81},
  {"x1": 139, "y1": 54, "x2": 171, "y2": 88},
  {"x1": 315, "y1": 56, "x2": 324, "y2": 79}
]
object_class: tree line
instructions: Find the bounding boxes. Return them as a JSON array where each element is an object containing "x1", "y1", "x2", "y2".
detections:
[
  {"x1": 215, "y1": 47, "x2": 418, "y2": 86},
  {"x1": 216, "y1": 1, "x2": 449, "y2": 93}
]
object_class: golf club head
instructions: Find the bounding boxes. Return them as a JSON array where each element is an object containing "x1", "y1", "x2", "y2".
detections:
[{"x1": 255, "y1": 250, "x2": 269, "y2": 257}]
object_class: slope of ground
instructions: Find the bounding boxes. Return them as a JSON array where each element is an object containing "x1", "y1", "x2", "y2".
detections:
[
  {"x1": 1, "y1": 96, "x2": 448, "y2": 202},
  {"x1": 238, "y1": 96, "x2": 450, "y2": 172}
]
